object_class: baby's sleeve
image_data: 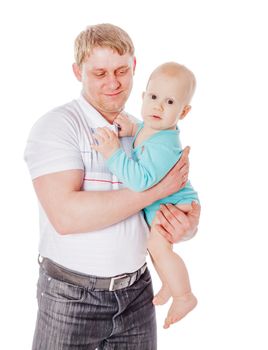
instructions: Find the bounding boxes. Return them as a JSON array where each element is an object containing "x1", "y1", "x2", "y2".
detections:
[{"x1": 106, "y1": 139, "x2": 181, "y2": 192}]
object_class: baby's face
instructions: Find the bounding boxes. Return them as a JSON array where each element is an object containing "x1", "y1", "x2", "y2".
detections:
[{"x1": 141, "y1": 73, "x2": 188, "y2": 130}]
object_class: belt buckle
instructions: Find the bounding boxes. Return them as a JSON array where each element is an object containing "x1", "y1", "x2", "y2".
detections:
[{"x1": 109, "y1": 274, "x2": 129, "y2": 291}]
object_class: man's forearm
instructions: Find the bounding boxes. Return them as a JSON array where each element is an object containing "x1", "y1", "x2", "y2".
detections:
[
  {"x1": 57, "y1": 188, "x2": 155, "y2": 235},
  {"x1": 34, "y1": 149, "x2": 190, "y2": 236},
  {"x1": 63, "y1": 141, "x2": 190, "y2": 235},
  {"x1": 34, "y1": 169, "x2": 161, "y2": 236}
]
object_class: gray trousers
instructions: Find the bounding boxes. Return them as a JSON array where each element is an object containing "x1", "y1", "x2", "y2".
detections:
[{"x1": 32, "y1": 266, "x2": 157, "y2": 349}]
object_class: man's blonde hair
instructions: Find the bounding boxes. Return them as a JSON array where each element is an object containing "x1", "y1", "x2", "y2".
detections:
[{"x1": 74, "y1": 23, "x2": 135, "y2": 67}]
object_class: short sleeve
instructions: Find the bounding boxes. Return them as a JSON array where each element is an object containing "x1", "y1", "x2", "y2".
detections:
[{"x1": 24, "y1": 111, "x2": 84, "y2": 179}]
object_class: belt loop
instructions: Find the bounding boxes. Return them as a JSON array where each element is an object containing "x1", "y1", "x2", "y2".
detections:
[
  {"x1": 89, "y1": 275, "x2": 97, "y2": 291},
  {"x1": 38, "y1": 254, "x2": 43, "y2": 265}
]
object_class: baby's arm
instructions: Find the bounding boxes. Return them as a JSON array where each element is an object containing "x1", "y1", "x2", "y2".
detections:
[
  {"x1": 114, "y1": 113, "x2": 138, "y2": 137},
  {"x1": 91, "y1": 127, "x2": 121, "y2": 159},
  {"x1": 92, "y1": 129, "x2": 177, "y2": 192}
]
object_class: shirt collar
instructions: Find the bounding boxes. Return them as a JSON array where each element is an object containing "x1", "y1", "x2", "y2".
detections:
[{"x1": 77, "y1": 94, "x2": 117, "y2": 131}]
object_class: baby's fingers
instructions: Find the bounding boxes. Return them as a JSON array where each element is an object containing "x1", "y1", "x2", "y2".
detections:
[
  {"x1": 115, "y1": 112, "x2": 127, "y2": 122},
  {"x1": 91, "y1": 143, "x2": 99, "y2": 152},
  {"x1": 95, "y1": 127, "x2": 110, "y2": 139},
  {"x1": 94, "y1": 133, "x2": 106, "y2": 144}
]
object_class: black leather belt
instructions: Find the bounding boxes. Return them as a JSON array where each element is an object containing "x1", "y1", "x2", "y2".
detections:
[{"x1": 39, "y1": 256, "x2": 147, "y2": 291}]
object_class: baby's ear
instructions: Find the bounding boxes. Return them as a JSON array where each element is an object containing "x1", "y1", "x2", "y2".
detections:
[
  {"x1": 142, "y1": 91, "x2": 145, "y2": 99},
  {"x1": 179, "y1": 105, "x2": 192, "y2": 120}
]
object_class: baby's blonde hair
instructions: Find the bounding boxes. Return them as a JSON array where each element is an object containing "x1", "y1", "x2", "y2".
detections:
[
  {"x1": 148, "y1": 62, "x2": 196, "y2": 104},
  {"x1": 74, "y1": 23, "x2": 135, "y2": 67}
]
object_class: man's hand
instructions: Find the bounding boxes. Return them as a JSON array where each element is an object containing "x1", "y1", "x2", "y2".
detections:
[
  {"x1": 114, "y1": 113, "x2": 137, "y2": 137},
  {"x1": 150, "y1": 146, "x2": 190, "y2": 201},
  {"x1": 146, "y1": 146, "x2": 200, "y2": 243},
  {"x1": 155, "y1": 201, "x2": 201, "y2": 243},
  {"x1": 91, "y1": 127, "x2": 121, "y2": 159}
]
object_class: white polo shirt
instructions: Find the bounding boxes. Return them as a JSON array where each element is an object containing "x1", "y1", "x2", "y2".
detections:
[{"x1": 24, "y1": 95, "x2": 148, "y2": 276}]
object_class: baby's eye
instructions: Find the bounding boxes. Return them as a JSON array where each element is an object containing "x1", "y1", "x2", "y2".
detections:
[
  {"x1": 167, "y1": 99, "x2": 174, "y2": 105},
  {"x1": 151, "y1": 94, "x2": 157, "y2": 100}
]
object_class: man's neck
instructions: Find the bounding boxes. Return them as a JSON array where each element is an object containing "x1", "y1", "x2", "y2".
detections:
[{"x1": 99, "y1": 111, "x2": 119, "y2": 125}]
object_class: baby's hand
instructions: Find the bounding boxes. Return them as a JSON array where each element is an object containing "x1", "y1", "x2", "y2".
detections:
[
  {"x1": 114, "y1": 112, "x2": 137, "y2": 137},
  {"x1": 91, "y1": 127, "x2": 121, "y2": 159}
]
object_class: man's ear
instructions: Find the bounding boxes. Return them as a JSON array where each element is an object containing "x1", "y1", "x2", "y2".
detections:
[
  {"x1": 72, "y1": 63, "x2": 82, "y2": 82},
  {"x1": 133, "y1": 56, "x2": 137, "y2": 75},
  {"x1": 179, "y1": 105, "x2": 192, "y2": 120}
]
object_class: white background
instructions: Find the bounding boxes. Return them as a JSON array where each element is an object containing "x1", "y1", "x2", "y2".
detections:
[{"x1": 1, "y1": 0, "x2": 268, "y2": 349}]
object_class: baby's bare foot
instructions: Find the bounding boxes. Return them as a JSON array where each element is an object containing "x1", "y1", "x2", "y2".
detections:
[
  {"x1": 153, "y1": 285, "x2": 171, "y2": 305},
  {"x1": 163, "y1": 292, "x2": 197, "y2": 329}
]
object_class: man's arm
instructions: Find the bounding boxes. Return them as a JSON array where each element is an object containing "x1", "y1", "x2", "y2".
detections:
[{"x1": 33, "y1": 148, "x2": 191, "y2": 235}]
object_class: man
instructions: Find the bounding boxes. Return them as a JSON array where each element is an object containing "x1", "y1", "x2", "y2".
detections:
[{"x1": 25, "y1": 23, "x2": 200, "y2": 350}]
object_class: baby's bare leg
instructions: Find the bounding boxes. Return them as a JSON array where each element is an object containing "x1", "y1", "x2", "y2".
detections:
[
  {"x1": 148, "y1": 251, "x2": 171, "y2": 305},
  {"x1": 148, "y1": 204, "x2": 197, "y2": 328}
]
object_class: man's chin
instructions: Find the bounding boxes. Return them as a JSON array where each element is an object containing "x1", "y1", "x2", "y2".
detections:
[
  {"x1": 101, "y1": 103, "x2": 126, "y2": 114},
  {"x1": 103, "y1": 93, "x2": 129, "y2": 110}
]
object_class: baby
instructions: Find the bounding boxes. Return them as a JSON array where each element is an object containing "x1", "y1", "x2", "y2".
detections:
[{"x1": 92, "y1": 62, "x2": 199, "y2": 329}]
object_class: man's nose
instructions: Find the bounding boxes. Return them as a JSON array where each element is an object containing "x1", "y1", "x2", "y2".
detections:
[{"x1": 106, "y1": 75, "x2": 120, "y2": 90}]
